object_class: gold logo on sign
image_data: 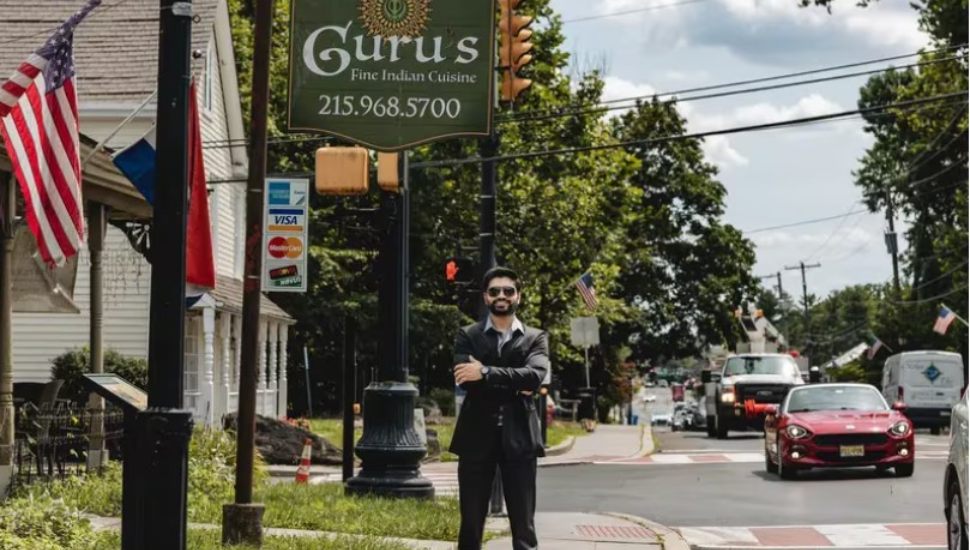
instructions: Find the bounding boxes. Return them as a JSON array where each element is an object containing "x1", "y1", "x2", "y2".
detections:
[{"x1": 359, "y1": 0, "x2": 430, "y2": 38}]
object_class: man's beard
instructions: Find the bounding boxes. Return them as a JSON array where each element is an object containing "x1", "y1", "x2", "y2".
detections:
[{"x1": 488, "y1": 300, "x2": 517, "y2": 316}]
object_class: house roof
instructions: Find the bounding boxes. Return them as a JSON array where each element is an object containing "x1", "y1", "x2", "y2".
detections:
[
  {"x1": 0, "y1": 0, "x2": 218, "y2": 105},
  {"x1": 210, "y1": 275, "x2": 295, "y2": 323}
]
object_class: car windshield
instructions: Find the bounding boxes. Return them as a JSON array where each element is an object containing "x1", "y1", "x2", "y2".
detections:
[
  {"x1": 785, "y1": 386, "x2": 888, "y2": 413},
  {"x1": 723, "y1": 356, "x2": 797, "y2": 377}
]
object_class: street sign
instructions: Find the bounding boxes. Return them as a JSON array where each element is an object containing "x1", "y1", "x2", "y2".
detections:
[
  {"x1": 81, "y1": 373, "x2": 148, "y2": 413},
  {"x1": 287, "y1": 0, "x2": 496, "y2": 151},
  {"x1": 570, "y1": 317, "x2": 600, "y2": 348},
  {"x1": 262, "y1": 178, "x2": 309, "y2": 292}
]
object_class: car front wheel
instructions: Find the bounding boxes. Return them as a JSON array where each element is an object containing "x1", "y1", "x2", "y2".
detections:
[
  {"x1": 895, "y1": 463, "x2": 915, "y2": 477},
  {"x1": 948, "y1": 480, "x2": 968, "y2": 550}
]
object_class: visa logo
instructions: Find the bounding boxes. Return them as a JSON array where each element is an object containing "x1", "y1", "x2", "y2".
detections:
[{"x1": 273, "y1": 215, "x2": 300, "y2": 224}]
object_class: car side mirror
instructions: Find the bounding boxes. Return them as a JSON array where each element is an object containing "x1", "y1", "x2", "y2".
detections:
[
  {"x1": 892, "y1": 401, "x2": 907, "y2": 412},
  {"x1": 701, "y1": 370, "x2": 711, "y2": 383}
]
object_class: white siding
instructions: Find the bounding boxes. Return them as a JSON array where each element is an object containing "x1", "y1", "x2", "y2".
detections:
[
  {"x1": 11, "y1": 24, "x2": 244, "y2": 383},
  {"x1": 199, "y1": 36, "x2": 243, "y2": 280},
  {"x1": 11, "y1": 226, "x2": 151, "y2": 382}
]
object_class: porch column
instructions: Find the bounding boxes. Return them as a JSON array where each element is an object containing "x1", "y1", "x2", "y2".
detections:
[
  {"x1": 201, "y1": 306, "x2": 216, "y2": 426},
  {"x1": 233, "y1": 312, "x2": 242, "y2": 412},
  {"x1": 0, "y1": 175, "x2": 15, "y2": 491},
  {"x1": 87, "y1": 202, "x2": 108, "y2": 470},
  {"x1": 219, "y1": 313, "x2": 232, "y2": 423},
  {"x1": 267, "y1": 322, "x2": 278, "y2": 417},
  {"x1": 277, "y1": 325, "x2": 288, "y2": 419},
  {"x1": 257, "y1": 320, "x2": 267, "y2": 416}
]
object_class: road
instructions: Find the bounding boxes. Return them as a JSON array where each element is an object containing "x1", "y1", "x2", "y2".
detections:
[{"x1": 537, "y1": 386, "x2": 951, "y2": 548}]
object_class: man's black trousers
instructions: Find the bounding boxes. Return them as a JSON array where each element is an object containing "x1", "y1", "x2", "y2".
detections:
[{"x1": 457, "y1": 427, "x2": 538, "y2": 550}]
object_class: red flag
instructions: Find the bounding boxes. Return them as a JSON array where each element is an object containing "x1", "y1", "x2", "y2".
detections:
[{"x1": 186, "y1": 81, "x2": 215, "y2": 290}]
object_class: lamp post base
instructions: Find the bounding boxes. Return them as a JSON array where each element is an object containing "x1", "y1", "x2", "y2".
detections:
[{"x1": 345, "y1": 381, "x2": 434, "y2": 499}]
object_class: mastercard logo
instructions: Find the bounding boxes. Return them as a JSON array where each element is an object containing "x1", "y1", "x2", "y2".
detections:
[{"x1": 268, "y1": 236, "x2": 303, "y2": 259}]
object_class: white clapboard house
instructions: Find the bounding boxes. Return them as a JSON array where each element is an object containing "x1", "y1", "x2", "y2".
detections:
[{"x1": 1, "y1": 0, "x2": 294, "y2": 424}]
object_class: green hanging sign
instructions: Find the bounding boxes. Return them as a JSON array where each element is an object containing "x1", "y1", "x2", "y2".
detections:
[{"x1": 287, "y1": 0, "x2": 496, "y2": 151}]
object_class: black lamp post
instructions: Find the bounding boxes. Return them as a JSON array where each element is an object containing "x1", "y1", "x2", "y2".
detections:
[{"x1": 345, "y1": 154, "x2": 433, "y2": 498}]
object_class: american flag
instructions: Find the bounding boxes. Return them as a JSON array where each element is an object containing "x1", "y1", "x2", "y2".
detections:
[
  {"x1": 0, "y1": 0, "x2": 101, "y2": 266},
  {"x1": 933, "y1": 305, "x2": 957, "y2": 335},
  {"x1": 575, "y1": 272, "x2": 598, "y2": 311}
]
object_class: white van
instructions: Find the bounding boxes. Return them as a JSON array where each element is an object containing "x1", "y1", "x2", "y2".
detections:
[{"x1": 882, "y1": 350, "x2": 966, "y2": 433}]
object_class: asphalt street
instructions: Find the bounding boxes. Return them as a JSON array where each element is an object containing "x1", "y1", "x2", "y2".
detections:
[{"x1": 537, "y1": 386, "x2": 950, "y2": 539}]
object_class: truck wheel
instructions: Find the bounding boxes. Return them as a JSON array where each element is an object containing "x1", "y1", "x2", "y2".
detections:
[
  {"x1": 716, "y1": 416, "x2": 729, "y2": 439},
  {"x1": 706, "y1": 417, "x2": 716, "y2": 438},
  {"x1": 895, "y1": 463, "x2": 915, "y2": 477}
]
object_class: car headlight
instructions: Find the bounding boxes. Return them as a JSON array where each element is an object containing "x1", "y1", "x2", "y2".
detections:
[
  {"x1": 890, "y1": 421, "x2": 910, "y2": 436},
  {"x1": 720, "y1": 386, "x2": 735, "y2": 403},
  {"x1": 785, "y1": 424, "x2": 809, "y2": 439}
]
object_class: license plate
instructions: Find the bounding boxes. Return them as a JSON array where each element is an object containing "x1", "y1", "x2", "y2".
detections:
[
  {"x1": 840, "y1": 445, "x2": 865, "y2": 458},
  {"x1": 941, "y1": 411, "x2": 951, "y2": 416}
]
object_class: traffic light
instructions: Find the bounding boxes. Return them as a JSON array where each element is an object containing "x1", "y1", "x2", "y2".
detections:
[
  {"x1": 444, "y1": 257, "x2": 475, "y2": 284},
  {"x1": 498, "y1": 0, "x2": 534, "y2": 103}
]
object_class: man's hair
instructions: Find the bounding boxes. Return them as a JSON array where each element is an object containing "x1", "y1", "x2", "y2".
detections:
[{"x1": 482, "y1": 266, "x2": 520, "y2": 291}]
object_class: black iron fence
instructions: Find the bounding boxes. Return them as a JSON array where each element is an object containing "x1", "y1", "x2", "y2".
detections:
[{"x1": 13, "y1": 400, "x2": 125, "y2": 485}]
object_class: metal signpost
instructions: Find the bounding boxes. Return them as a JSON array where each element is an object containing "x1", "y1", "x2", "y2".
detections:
[
  {"x1": 262, "y1": 178, "x2": 310, "y2": 292},
  {"x1": 570, "y1": 317, "x2": 600, "y2": 388},
  {"x1": 287, "y1": 0, "x2": 495, "y2": 150}
]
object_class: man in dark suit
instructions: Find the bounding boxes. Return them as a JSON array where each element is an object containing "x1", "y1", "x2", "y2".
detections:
[{"x1": 452, "y1": 266, "x2": 550, "y2": 550}]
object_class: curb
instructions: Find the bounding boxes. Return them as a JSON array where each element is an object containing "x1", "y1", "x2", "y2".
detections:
[
  {"x1": 603, "y1": 512, "x2": 691, "y2": 550},
  {"x1": 543, "y1": 435, "x2": 576, "y2": 457}
]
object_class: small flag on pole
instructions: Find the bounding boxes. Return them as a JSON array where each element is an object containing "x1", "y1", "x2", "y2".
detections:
[
  {"x1": 575, "y1": 272, "x2": 598, "y2": 311},
  {"x1": 866, "y1": 337, "x2": 884, "y2": 360},
  {"x1": 933, "y1": 305, "x2": 958, "y2": 335},
  {"x1": 0, "y1": 0, "x2": 102, "y2": 266}
]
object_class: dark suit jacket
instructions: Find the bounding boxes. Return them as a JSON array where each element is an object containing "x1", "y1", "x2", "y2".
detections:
[{"x1": 449, "y1": 319, "x2": 550, "y2": 460}]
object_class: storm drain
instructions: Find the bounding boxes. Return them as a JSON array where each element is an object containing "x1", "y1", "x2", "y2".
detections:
[{"x1": 574, "y1": 524, "x2": 656, "y2": 540}]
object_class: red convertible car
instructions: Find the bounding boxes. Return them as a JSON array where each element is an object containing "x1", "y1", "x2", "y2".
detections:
[{"x1": 764, "y1": 383, "x2": 914, "y2": 479}]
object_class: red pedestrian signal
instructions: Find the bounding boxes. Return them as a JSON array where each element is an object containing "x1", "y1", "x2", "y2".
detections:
[{"x1": 446, "y1": 260, "x2": 459, "y2": 282}]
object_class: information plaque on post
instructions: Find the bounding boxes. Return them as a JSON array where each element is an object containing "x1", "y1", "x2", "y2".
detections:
[{"x1": 81, "y1": 373, "x2": 148, "y2": 550}]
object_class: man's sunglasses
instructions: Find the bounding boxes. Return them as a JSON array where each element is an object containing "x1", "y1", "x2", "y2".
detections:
[{"x1": 486, "y1": 286, "x2": 517, "y2": 298}]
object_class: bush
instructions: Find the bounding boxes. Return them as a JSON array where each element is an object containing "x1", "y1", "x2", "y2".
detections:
[
  {"x1": 16, "y1": 428, "x2": 266, "y2": 523},
  {"x1": 428, "y1": 387, "x2": 455, "y2": 416},
  {"x1": 0, "y1": 494, "x2": 103, "y2": 549},
  {"x1": 51, "y1": 348, "x2": 148, "y2": 403}
]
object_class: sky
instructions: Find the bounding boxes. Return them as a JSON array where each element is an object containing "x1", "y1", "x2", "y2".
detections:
[{"x1": 548, "y1": 0, "x2": 931, "y2": 299}]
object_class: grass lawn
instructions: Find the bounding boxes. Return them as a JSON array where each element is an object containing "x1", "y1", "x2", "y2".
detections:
[
  {"x1": 93, "y1": 529, "x2": 413, "y2": 549},
  {"x1": 307, "y1": 416, "x2": 586, "y2": 460}
]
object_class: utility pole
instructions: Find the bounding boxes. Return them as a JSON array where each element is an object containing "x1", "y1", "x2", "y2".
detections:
[
  {"x1": 223, "y1": 0, "x2": 273, "y2": 545},
  {"x1": 884, "y1": 190, "x2": 901, "y2": 295},
  {"x1": 784, "y1": 262, "x2": 821, "y2": 352},
  {"x1": 0, "y1": 175, "x2": 15, "y2": 494},
  {"x1": 479, "y1": 133, "x2": 499, "y2": 279},
  {"x1": 757, "y1": 272, "x2": 786, "y2": 343},
  {"x1": 140, "y1": 0, "x2": 195, "y2": 548}
]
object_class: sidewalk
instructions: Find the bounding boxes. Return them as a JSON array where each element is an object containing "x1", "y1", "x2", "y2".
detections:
[
  {"x1": 88, "y1": 511, "x2": 689, "y2": 550},
  {"x1": 265, "y1": 421, "x2": 655, "y2": 479},
  {"x1": 484, "y1": 512, "x2": 687, "y2": 550}
]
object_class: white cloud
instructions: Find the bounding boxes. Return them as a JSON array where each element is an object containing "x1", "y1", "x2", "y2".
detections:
[
  {"x1": 843, "y1": 11, "x2": 929, "y2": 51},
  {"x1": 663, "y1": 69, "x2": 710, "y2": 82},
  {"x1": 683, "y1": 93, "x2": 842, "y2": 131},
  {"x1": 601, "y1": 76, "x2": 656, "y2": 103},
  {"x1": 703, "y1": 135, "x2": 750, "y2": 168}
]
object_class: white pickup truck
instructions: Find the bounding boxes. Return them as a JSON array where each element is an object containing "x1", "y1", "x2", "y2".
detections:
[{"x1": 702, "y1": 353, "x2": 804, "y2": 439}]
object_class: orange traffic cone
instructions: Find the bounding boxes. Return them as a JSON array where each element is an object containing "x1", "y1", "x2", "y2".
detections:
[{"x1": 295, "y1": 438, "x2": 312, "y2": 484}]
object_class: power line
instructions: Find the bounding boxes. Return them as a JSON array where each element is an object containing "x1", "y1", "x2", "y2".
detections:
[
  {"x1": 408, "y1": 91, "x2": 969, "y2": 170},
  {"x1": 803, "y1": 202, "x2": 864, "y2": 262},
  {"x1": 911, "y1": 259, "x2": 970, "y2": 292},
  {"x1": 561, "y1": 0, "x2": 708, "y2": 23},
  {"x1": 500, "y1": 44, "x2": 966, "y2": 122},
  {"x1": 743, "y1": 208, "x2": 868, "y2": 234},
  {"x1": 890, "y1": 284, "x2": 968, "y2": 305},
  {"x1": 503, "y1": 56, "x2": 963, "y2": 125}
]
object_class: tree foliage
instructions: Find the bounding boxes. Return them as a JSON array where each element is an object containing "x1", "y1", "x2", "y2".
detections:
[{"x1": 227, "y1": 0, "x2": 757, "y2": 415}]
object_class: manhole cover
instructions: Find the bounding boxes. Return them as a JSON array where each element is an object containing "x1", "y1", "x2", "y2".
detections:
[{"x1": 575, "y1": 524, "x2": 656, "y2": 540}]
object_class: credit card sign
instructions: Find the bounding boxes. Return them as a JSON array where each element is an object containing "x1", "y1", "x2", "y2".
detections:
[{"x1": 262, "y1": 179, "x2": 309, "y2": 292}]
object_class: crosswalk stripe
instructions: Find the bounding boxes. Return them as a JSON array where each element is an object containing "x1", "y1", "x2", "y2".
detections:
[{"x1": 677, "y1": 523, "x2": 946, "y2": 548}]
